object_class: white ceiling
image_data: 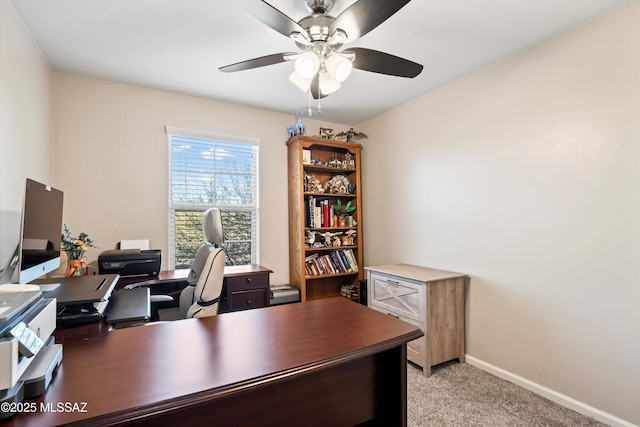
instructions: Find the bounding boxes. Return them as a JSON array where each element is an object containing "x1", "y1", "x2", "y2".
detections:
[{"x1": 10, "y1": 0, "x2": 630, "y2": 124}]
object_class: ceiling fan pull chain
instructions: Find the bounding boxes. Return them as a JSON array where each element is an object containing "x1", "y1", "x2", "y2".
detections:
[{"x1": 308, "y1": 88, "x2": 312, "y2": 117}]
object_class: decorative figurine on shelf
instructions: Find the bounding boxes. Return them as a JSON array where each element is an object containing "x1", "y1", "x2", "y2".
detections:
[
  {"x1": 319, "y1": 231, "x2": 339, "y2": 247},
  {"x1": 342, "y1": 153, "x2": 355, "y2": 169},
  {"x1": 287, "y1": 125, "x2": 296, "y2": 138},
  {"x1": 305, "y1": 230, "x2": 316, "y2": 246},
  {"x1": 335, "y1": 128, "x2": 368, "y2": 142},
  {"x1": 345, "y1": 230, "x2": 357, "y2": 246},
  {"x1": 329, "y1": 154, "x2": 341, "y2": 168},
  {"x1": 304, "y1": 173, "x2": 324, "y2": 193},
  {"x1": 296, "y1": 113, "x2": 306, "y2": 135},
  {"x1": 311, "y1": 155, "x2": 327, "y2": 167},
  {"x1": 319, "y1": 127, "x2": 334, "y2": 139}
]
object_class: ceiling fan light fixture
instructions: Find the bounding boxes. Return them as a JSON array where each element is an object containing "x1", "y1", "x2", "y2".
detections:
[
  {"x1": 289, "y1": 71, "x2": 312, "y2": 92},
  {"x1": 319, "y1": 72, "x2": 341, "y2": 95},
  {"x1": 325, "y1": 54, "x2": 353, "y2": 82},
  {"x1": 294, "y1": 51, "x2": 320, "y2": 79}
]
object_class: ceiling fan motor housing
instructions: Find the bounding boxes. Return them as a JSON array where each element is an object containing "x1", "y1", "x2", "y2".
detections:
[
  {"x1": 297, "y1": 15, "x2": 336, "y2": 45},
  {"x1": 306, "y1": 0, "x2": 333, "y2": 14}
]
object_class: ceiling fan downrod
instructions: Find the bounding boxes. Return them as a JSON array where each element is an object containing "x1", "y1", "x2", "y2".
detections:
[{"x1": 305, "y1": 0, "x2": 333, "y2": 15}]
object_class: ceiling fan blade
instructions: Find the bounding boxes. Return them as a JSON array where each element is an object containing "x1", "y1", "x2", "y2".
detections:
[
  {"x1": 310, "y1": 74, "x2": 328, "y2": 100},
  {"x1": 219, "y1": 53, "x2": 295, "y2": 73},
  {"x1": 330, "y1": 0, "x2": 411, "y2": 42},
  {"x1": 236, "y1": 0, "x2": 309, "y2": 39},
  {"x1": 347, "y1": 48, "x2": 423, "y2": 78}
]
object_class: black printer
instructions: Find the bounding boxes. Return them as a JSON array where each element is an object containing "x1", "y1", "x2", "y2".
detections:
[{"x1": 98, "y1": 249, "x2": 162, "y2": 277}]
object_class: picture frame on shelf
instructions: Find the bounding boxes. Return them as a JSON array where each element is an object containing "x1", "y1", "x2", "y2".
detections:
[{"x1": 302, "y1": 149, "x2": 311, "y2": 164}]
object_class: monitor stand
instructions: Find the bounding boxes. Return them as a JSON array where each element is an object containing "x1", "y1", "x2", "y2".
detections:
[{"x1": 0, "y1": 244, "x2": 19, "y2": 284}]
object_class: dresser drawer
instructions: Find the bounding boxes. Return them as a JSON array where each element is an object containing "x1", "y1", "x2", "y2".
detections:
[
  {"x1": 371, "y1": 306, "x2": 424, "y2": 366},
  {"x1": 369, "y1": 273, "x2": 424, "y2": 322},
  {"x1": 398, "y1": 313, "x2": 425, "y2": 367},
  {"x1": 226, "y1": 273, "x2": 269, "y2": 290},
  {"x1": 229, "y1": 289, "x2": 268, "y2": 311}
]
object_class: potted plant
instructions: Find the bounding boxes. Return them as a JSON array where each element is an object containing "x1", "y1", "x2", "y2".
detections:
[
  {"x1": 61, "y1": 224, "x2": 94, "y2": 277},
  {"x1": 335, "y1": 199, "x2": 356, "y2": 227}
]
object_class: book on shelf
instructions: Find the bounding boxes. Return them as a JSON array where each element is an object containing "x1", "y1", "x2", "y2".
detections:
[
  {"x1": 320, "y1": 255, "x2": 334, "y2": 274},
  {"x1": 337, "y1": 250, "x2": 352, "y2": 273},
  {"x1": 306, "y1": 196, "x2": 314, "y2": 228},
  {"x1": 344, "y1": 249, "x2": 358, "y2": 272},
  {"x1": 330, "y1": 251, "x2": 343, "y2": 273},
  {"x1": 322, "y1": 200, "x2": 329, "y2": 228}
]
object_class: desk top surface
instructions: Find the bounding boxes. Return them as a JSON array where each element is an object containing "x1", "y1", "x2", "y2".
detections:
[
  {"x1": 123, "y1": 264, "x2": 273, "y2": 284},
  {"x1": 8, "y1": 297, "x2": 421, "y2": 426}
]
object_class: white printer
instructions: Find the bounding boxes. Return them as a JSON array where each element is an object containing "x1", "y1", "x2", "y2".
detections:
[{"x1": 0, "y1": 285, "x2": 61, "y2": 420}]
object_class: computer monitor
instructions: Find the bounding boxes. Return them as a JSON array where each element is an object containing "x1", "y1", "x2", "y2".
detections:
[{"x1": 0, "y1": 179, "x2": 64, "y2": 284}]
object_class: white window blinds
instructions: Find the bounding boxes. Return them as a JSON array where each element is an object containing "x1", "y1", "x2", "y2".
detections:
[{"x1": 167, "y1": 126, "x2": 259, "y2": 269}]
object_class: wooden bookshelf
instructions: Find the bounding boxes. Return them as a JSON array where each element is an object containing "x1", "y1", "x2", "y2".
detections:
[{"x1": 287, "y1": 135, "x2": 363, "y2": 302}]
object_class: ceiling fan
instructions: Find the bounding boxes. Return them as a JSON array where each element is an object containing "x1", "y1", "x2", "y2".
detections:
[{"x1": 219, "y1": 0, "x2": 423, "y2": 99}]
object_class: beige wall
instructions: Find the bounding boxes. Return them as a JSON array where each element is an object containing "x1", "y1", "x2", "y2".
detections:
[
  {"x1": 3, "y1": 0, "x2": 638, "y2": 423},
  {"x1": 52, "y1": 73, "x2": 343, "y2": 284},
  {"x1": 0, "y1": 1, "x2": 53, "y2": 266},
  {"x1": 361, "y1": 2, "x2": 639, "y2": 425}
]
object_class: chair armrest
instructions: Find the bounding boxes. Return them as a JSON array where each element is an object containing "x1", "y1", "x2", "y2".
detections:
[
  {"x1": 124, "y1": 279, "x2": 164, "y2": 290},
  {"x1": 150, "y1": 295, "x2": 174, "y2": 303}
]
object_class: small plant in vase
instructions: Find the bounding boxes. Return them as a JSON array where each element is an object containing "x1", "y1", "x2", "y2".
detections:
[
  {"x1": 61, "y1": 224, "x2": 94, "y2": 277},
  {"x1": 336, "y1": 199, "x2": 356, "y2": 227}
]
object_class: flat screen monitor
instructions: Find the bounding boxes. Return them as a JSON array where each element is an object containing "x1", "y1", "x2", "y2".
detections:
[{"x1": 16, "y1": 178, "x2": 64, "y2": 284}]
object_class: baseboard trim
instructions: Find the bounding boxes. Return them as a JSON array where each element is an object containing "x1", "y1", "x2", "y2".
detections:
[{"x1": 465, "y1": 355, "x2": 635, "y2": 427}]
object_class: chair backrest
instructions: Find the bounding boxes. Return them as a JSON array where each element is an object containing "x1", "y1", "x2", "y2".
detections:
[{"x1": 179, "y1": 207, "x2": 225, "y2": 318}]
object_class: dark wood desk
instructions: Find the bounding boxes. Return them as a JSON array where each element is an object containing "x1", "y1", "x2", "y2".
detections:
[
  {"x1": 53, "y1": 265, "x2": 272, "y2": 346},
  {"x1": 7, "y1": 298, "x2": 422, "y2": 427},
  {"x1": 117, "y1": 264, "x2": 273, "y2": 313}
]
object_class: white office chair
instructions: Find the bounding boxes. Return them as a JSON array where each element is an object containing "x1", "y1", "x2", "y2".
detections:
[
  {"x1": 137, "y1": 208, "x2": 225, "y2": 320},
  {"x1": 178, "y1": 207, "x2": 226, "y2": 318}
]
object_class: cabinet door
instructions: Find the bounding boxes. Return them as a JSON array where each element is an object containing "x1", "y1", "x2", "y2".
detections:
[{"x1": 369, "y1": 273, "x2": 423, "y2": 322}]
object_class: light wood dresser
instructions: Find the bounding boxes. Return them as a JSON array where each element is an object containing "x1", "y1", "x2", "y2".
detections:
[{"x1": 365, "y1": 264, "x2": 469, "y2": 377}]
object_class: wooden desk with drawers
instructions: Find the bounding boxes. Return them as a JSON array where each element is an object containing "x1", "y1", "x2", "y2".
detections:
[
  {"x1": 6, "y1": 298, "x2": 422, "y2": 427},
  {"x1": 53, "y1": 264, "x2": 272, "y2": 345}
]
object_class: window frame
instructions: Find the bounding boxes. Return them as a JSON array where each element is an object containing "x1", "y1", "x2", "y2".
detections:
[{"x1": 166, "y1": 126, "x2": 259, "y2": 270}]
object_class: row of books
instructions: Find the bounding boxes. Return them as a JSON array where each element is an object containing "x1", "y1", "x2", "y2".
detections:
[
  {"x1": 304, "y1": 249, "x2": 359, "y2": 277},
  {"x1": 304, "y1": 196, "x2": 350, "y2": 228},
  {"x1": 305, "y1": 196, "x2": 335, "y2": 228}
]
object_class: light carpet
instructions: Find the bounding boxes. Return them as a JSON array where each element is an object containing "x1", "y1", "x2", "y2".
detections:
[{"x1": 407, "y1": 361, "x2": 607, "y2": 427}]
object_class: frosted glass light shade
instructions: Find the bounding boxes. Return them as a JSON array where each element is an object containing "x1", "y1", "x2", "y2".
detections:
[
  {"x1": 294, "y1": 52, "x2": 320, "y2": 79},
  {"x1": 289, "y1": 71, "x2": 312, "y2": 92},
  {"x1": 319, "y1": 72, "x2": 341, "y2": 95},
  {"x1": 325, "y1": 55, "x2": 353, "y2": 82}
]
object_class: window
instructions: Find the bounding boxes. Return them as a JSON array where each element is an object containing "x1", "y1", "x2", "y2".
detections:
[{"x1": 167, "y1": 126, "x2": 259, "y2": 269}]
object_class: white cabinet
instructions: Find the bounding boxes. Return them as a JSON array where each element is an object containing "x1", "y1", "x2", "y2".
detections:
[{"x1": 366, "y1": 264, "x2": 468, "y2": 377}]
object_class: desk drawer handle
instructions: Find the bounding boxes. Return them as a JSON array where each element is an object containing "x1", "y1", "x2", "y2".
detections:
[
  {"x1": 385, "y1": 280, "x2": 399, "y2": 287},
  {"x1": 387, "y1": 312, "x2": 399, "y2": 319},
  {"x1": 246, "y1": 278, "x2": 252, "y2": 284},
  {"x1": 246, "y1": 300, "x2": 253, "y2": 306}
]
